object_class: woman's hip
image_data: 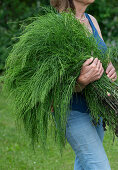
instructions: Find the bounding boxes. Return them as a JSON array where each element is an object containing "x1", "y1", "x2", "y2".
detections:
[
  {"x1": 66, "y1": 110, "x2": 104, "y2": 143},
  {"x1": 65, "y1": 110, "x2": 110, "y2": 170}
]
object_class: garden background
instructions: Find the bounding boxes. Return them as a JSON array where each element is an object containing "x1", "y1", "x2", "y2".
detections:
[{"x1": 0, "y1": 0, "x2": 118, "y2": 169}]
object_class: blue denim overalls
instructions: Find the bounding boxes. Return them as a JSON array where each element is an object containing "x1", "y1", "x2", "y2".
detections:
[{"x1": 66, "y1": 13, "x2": 111, "y2": 170}]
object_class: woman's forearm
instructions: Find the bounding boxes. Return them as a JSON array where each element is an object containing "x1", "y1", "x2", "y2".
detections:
[
  {"x1": 73, "y1": 76, "x2": 86, "y2": 93},
  {"x1": 73, "y1": 82, "x2": 86, "y2": 93}
]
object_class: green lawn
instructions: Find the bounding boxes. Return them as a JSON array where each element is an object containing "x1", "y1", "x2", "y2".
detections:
[{"x1": 0, "y1": 86, "x2": 118, "y2": 170}]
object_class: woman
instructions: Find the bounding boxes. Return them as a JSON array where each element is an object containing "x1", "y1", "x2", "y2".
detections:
[{"x1": 50, "y1": 0, "x2": 117, "y2": 170}]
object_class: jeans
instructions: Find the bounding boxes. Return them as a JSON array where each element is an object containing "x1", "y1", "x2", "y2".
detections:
[{"x1": 66, "y1": 110, "x2": 111, "y2": 170}]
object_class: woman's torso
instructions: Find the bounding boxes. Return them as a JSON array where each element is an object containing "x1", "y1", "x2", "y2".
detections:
[{"x1": 70, "y1": 13, "x2": 107, "y2": 113}]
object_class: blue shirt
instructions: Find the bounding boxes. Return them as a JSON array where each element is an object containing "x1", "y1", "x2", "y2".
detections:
[{"x1": 70, "y1": 13, "x2": 107, "y2": 113}]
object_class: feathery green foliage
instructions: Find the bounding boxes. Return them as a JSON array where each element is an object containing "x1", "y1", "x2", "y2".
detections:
[{"x1": 2, "y1": 10, "x2": 118, "y2": 152}]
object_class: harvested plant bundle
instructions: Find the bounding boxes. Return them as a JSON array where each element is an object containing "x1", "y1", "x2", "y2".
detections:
[{"x1": 3, "y1": 11, "x2": 118, "y2": 150}]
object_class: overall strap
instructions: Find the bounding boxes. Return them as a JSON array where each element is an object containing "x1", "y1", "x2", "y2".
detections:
[
  {"x1": 85, "y1": 13, "x2": 107, "y2": 53},
  {"x1": 85, "y1": 13, "x2": 98, "y2": 36}
]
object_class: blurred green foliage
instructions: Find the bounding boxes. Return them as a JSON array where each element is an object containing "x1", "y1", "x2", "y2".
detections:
[
  {"x1": 0, "y1": 0, "x2": 118, "y2": 71},
  {"x1": 0, "y1": 0, "x2": 49, "y2": 71},
  {"x1": 87, "y1": 0, "x2": 118, "y2": 45},
  {"x1": 0, "y1": 0, "x2": 36, "y2": 71}
]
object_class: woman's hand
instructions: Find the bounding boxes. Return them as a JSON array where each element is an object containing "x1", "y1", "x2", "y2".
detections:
[
  {"x1": 106, "y1": 62, "x2": 117, "y2": 81},
  {"x1": 77, "y1": 57, "x2": 104, "y2": 86}
]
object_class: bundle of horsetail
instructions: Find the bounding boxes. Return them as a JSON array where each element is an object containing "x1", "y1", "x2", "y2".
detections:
[{"x1": 2, "y1": 10, "x2": 118, "y2": 151}]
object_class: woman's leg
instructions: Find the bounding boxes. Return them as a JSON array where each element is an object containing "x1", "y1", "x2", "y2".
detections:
[
  {"x1": 66, "y1": 110, "x2": 111, "y2": 170},
  {"x1": 74, "y1": 116, "x2": 105, "y2": 170},
  {"x1": 74, "y1": 155, "x2": 84, "y2": 170}
]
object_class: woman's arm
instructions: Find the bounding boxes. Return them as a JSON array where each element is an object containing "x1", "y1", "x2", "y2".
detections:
[
  {"x1": 73, "y1": 15, "x2": 105, "y2": 93},
  {"x1": 52, "y1": 57, "x2": 104, "y2": 112},
  {"x1": 73, "y1": 57, "x2": 104, "y2": 93},
  {"x1": 73, "y1": 77, "x2": 86, "y2": 93},
  {"x1": 106, "y1": 62, "x2": 117, "y2": 81},
  {"x1": 89, "y1": 14, "x2": 117, "y2": 82},
  {"x1": 73, "y1": 81, "x2": 86, "y2": 92}
]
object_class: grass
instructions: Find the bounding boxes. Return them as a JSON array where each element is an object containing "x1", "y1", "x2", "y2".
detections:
[{"x1": 0, "y1": 85, "x2": 118, "y2": 170}]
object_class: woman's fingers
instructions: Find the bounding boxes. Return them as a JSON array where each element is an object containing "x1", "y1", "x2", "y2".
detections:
[
  {"x1": 99, "y1": 67, "x2": 104, "y2": 78},
  {"x1": 84, "y1": 57, "x2": 100, "y2": 68},
  {"x1": 96, "y1": 60, "x2": 104, "y2": 78},
  {"x1": 107, "y1": 68, "x2": 115, "y2": 78},
  {"x1": 96, "y1": 60, "x2": 101, "y2": 70},
  {"x1": 83, "y1": 57, "x2": 94, "y2": 66},
  {"x1": 93, "y1": 58, "x2": 99, "y2": 65},
  {"x1": 89, "y1": 58, "x2": 104, "y2": 79},
  {"x1": 105, "y1": 62, "x2": 117, "y2": 81},
  {"x1": 110, "y1": 72, "x2": 117, "y2": 80},
  {"x1": 112, "y1": 78, "x2": 117, "y2": 82},
  {"x1": 90, "y1": 58, "x2": 99, "y2": 69},
  {"x1": 106, "y1": 62, "x2": 112, "y2": 74}
]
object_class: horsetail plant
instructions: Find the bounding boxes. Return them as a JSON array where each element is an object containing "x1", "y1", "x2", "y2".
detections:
[{"x1": 2, "y1": 10, "x2": 118, "y2": 152}]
